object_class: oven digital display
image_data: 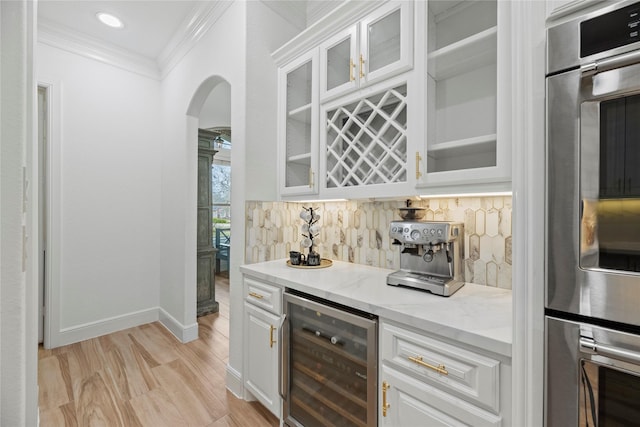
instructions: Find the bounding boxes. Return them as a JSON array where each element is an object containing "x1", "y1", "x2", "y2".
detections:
[{"x1": 581, "y1": 2, "x2": 640, "y2": 57}]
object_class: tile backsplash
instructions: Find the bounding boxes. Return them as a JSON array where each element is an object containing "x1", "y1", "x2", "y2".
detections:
[{"x1": 245, "y1": 196, "x2": 512, "y2": 289}]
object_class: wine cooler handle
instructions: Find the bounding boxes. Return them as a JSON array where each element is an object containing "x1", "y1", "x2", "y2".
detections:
[{"x1": 279, "y1": 313, "x2": 288, "y2": 400}]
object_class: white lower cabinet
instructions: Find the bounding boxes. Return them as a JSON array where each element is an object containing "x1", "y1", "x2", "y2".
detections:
[
  {"x1": 379, "y1": 319, "x2": 511, "y2": 426},
  {"x1": 243, "y1": 276, "x2": 282, "y2": 418}
]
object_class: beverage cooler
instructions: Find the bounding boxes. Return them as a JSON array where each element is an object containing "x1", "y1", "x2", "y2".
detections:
[{"x1": 281, "y1": 290, "x2": 378, "y2": 427}]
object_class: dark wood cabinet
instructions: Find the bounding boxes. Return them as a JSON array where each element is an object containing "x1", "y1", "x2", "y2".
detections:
[{"x1": 196, "y1": 132, "x2": 218, "y2": 316}]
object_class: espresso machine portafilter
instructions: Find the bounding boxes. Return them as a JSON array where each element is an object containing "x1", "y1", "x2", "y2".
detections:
[{"x1": 387, "y1": 221, "x2": 464, "y2": 297}]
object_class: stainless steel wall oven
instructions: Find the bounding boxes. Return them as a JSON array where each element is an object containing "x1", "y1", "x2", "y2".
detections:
[
  {"x1": 546, "y1": 1, "x2": 640, "y2": 425},
  {"x1": 280, "y1": 290, "x2": 377, "y2": 427}
]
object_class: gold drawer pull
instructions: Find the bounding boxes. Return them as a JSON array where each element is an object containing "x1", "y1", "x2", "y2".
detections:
[
  {"x1": 408, "y1": 355, "x2": 448, "y2": 375},
  {"x1": 270, "y1": 325, "x2": 276, "y2": 348},
  {"x1": 382, "y1": 381, "x2": 390, "y2": 417},
  {"x1": 248, "y1": 292, "x2": 264, "y2": 299}
]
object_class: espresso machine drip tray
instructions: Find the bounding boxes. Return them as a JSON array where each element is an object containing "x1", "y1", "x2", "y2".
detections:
[
  {"x1": 387, "y1": 220, "x2": 465, "y2": 297},
  {"x1": 387, "y1": 270, "x2": 463, "y2": 297}
]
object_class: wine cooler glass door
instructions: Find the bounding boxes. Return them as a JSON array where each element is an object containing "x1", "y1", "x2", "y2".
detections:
[{"x1": 283, "y1": 292, "x2": 377, "y2": 427}]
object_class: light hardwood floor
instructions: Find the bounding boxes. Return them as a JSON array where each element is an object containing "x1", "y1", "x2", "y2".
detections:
[{"x1": 38, "y1": 275, "x2": 279, "y2": 427}]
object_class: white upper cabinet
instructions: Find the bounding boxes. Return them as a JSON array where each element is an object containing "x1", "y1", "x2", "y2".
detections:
[
  {"x1": 274, "y1": 0, "x2": 515, "y2": 200},
  {"x1": 319, "y1": 1, "x2": 414, "y2": 102},
  {"x1": 278, "y1": 49, "x2": 319, "y2": 196},
  {"x1": 419, "y1": 0, "x2": 512, "y2": 192}
]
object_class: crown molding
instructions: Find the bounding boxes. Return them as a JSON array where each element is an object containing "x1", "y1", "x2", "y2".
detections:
[
  {"x1": 261, "y1": 0, "x2": 308, "y2": 32},
  {"x1": 157, "y1": 1, "x2": 233, "y2": 79},
  {"x1": 271, "y1": 0, "x2": 385, "y2": 66},
  {"x1": 37, "y1": 1, "x2": 232, "y2": 81},
  {"x1": 38, "y1": 19, "x2": 161, "y2": 80},
  {"x1": 306, "y1": 1, "x2": 343, "y2": 27}
]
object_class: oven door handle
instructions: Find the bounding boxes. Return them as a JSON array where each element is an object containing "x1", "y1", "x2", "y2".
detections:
[
  {"x1": 279, "y1": 313, "x2": 288, "y2": 400},
  {"x1": 580, "y1": 336, "x2": 640, "y2": 365},
  {"x1": 582, "y1": 48, "x2": 640, "y2": 77}
]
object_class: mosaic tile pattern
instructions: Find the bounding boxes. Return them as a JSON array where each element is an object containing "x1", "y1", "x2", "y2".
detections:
[{"x1": 245, "y1": 196, "x2": 512, "y2": 289}]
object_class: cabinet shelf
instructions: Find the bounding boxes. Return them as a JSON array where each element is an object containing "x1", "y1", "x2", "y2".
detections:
[
  {"x1": 288, "y1": 103, "x2": 312, "y2": 121},
  {"x1": 291, "y1": 369, "x2": 368, "y2": 427},
  {"x1": 287, "y1": 152, "x2": 312, "y2": 164},
  {"x1": 293, "y1": 361, "x2": 367, "y2": 411},
  {"x1": 294, "y1": 327, "x2": 367, "y2": 367},
  {"x1": 429, "y1": 133, "x2": 497, "y2": 158},
  {"x1": 428, "y1": 27, "x2": 497, "y2": 80}
]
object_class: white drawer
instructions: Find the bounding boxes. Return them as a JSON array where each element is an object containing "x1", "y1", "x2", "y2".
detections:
[
  {"x1": 380, "y1": 320, "x2": 501, "y2": 413},
  {"x1": 244, "y1": 276, "x2": 282, "y2": 314},
  {"x1": 380, "y1": 364, "x2": 501, "y2": 427}
]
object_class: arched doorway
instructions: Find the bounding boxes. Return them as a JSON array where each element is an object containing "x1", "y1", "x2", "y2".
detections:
[{"x1": 186, "y1": 76, "x2": 232, "y2": 317}]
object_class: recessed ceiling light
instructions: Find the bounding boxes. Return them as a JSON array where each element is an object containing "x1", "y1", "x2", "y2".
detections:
[{"x1": 96, "y1": 12, "x2": 124, "y2": 29}]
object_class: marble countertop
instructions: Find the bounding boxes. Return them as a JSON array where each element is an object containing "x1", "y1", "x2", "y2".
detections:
[{"x1": 240, "y1": 259, "x2": 512, "y2": 357}]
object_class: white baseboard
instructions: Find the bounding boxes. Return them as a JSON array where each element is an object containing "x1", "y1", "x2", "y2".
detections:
[
  {"x1": 159, "y1": 308, "x2": 198, "y2": 343},
  {"x1": 226, "y1": 363, "x2": 243, "y2": 398},
  {"x1": 56, "y1": 307, "x2": 159, "y2": 347},
  {"x1": 53, "y1": 307, "x2": 199, "y2": 347}
]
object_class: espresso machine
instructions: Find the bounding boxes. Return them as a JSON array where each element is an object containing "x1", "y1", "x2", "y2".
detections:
[{"x1": 387, "y1": 221, "x2": 464, "y2": 296}]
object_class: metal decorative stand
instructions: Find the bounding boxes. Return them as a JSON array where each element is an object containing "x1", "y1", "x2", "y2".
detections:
[{"x1": 301, "y1": 206, "x2": 320, "y2": 256}]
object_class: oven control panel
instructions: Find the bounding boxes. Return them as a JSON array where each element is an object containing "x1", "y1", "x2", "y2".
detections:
[{"x1": 581, "y1": 2, "x2": 640, "y2": 57}]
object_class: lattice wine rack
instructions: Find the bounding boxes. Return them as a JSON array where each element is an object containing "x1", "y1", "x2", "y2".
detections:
[{"x1": 325, "y1": 84, "x2": 407, "y2": 188}]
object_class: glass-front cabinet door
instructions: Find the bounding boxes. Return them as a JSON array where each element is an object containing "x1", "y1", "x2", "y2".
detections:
[
  {"x1": 278, "y1": 50, "x2": 319, "y2": 196},
  {"x1": 320, "y1": 27, "x2": 358, "y2": 101},
  {"x1": 319, "y1": 1, "x2": 413, "y2": 102},
  {"x1": 360, "y1": 1, "x2": 413, "y2": 86}
]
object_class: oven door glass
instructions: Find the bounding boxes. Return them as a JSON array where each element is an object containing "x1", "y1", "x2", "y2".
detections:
[
  {"x1": 581, "y1": 92, "x2": 640, "y2": 273},
  {"x1": 579, "y1": 359, "x2": 640, "y2": 426}
]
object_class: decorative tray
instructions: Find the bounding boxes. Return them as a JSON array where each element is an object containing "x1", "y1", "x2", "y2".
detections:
[{"x1": 286, "y1": 259, "x2": 333, "y2": 269}]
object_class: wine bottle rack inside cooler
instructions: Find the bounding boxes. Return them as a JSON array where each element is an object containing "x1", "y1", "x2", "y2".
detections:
[{"x1": 283, "y1": 291, "x2": 378, "y2": 427}]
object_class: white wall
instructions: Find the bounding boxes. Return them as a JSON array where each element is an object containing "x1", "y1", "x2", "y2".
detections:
[
  {"x1": 245, "y1": 1, "x2": 293, "y2": 202},
  {"x1": 29, "y1": 0, "x2": 303, "y2": 401},
  {"x1": 199, "y1": 82, "x2": 231, "y2": 129},
  {"x1": 158, "y1": 1, "x2": 248, "y2": 345},
  {"x1": 0, "y1": 0, "x2": 39, "y2": 423},
  {"x1": 157, "y1": 0, "x2": 300, "y2": 393},
  {"x1": 37, "y1": 43, "x2": 163, "y2": 346}
]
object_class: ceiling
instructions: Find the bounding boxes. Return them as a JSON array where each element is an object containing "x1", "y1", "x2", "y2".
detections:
[
  {"x1": 38, "y1": 1, "x2": 206, "y2": 61},
  {"x1": 36, "y1": 1, "x2": 341, "y2": 79}
]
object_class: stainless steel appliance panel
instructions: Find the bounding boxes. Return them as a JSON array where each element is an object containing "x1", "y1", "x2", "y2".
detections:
[
  {"x1": 547, "y1": 4, "x2": 640, "y2": 425},
  {"x1": 546, "y1": 316, "x2": 640, "y2": 426},
  {"x1": 546, "y1": 68, "x2": 582, "y2": 314},
  {"x1": 547, "y1": 0, "x2": 640, "y2": 75},
  {"x1": 281, "y1": 291, "x2": 377, "y2": 427},
  {"x1": 547, "y1": 3, "x2": 640, "y2": 327}
]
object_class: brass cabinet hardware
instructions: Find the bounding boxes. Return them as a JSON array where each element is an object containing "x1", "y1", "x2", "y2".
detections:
[
  {"x1": 408, "y1": 355, "x2": 448, "y2": 375},
  {"x1": 359, "y1": 54, "x2": 365, "y2": 78},
  {"x1": 308, "y1": 168, "x2": 314, "y2": 188},
  {"x1": 248, "y1": 292, "x2": 264, "y2": 299},
  {"x1": 349, "y1": 58, "x2": 355, "y2": 82},
  {"x1": 270, "y1": 325, "x2": 276, "y2": 348},
  {"x1": 415, "y1": 152, "x2": 423, "y2": 179},
  {"x1": 382, "y1": 381, "x2": 391, "y2": 417}
]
